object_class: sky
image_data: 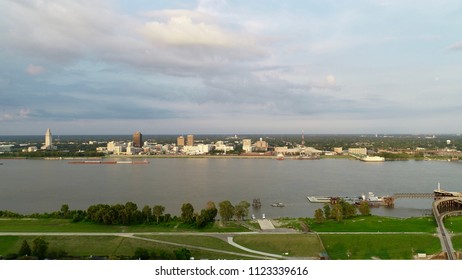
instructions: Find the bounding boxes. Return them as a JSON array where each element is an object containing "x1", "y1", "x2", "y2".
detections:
[{"x1": 0, "y1": 0, "x2": 461, "y2": 135}]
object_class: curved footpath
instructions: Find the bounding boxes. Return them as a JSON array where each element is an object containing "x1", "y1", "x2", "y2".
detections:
[{"x1": 0, "y1": 231, "x2": 282, "y2": 260}]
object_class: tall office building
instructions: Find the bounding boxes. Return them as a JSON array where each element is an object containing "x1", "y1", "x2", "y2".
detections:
[
  {"x1": 45, "y1": 128, "x2": 52, "y2": 148},
  {"x1": 187, "y1": 134, "x2": 194, "y2": 146},
  {"x1": 177, "y1": 135, "x2": 185, "y2": 147},
  {"x1": 133, "y1": 131, "x2": 143, "y2": 148}
]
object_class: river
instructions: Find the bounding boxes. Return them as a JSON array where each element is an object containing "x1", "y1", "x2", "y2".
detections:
[{"x1": 0, "y1": 158, "x2": 461, "y2": 218}]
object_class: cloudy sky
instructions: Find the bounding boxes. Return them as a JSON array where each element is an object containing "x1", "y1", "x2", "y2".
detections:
[{"x1": 1, "y1": 0, "x2": 461, "y2": 135}]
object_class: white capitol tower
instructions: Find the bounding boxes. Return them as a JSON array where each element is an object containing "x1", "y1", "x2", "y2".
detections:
[
  {"x1": 42, "y1": 128, "x2": 56, "y2": 150},
  {"x1": 45, "y1": 128, "x2": 52, "y2": 148}
]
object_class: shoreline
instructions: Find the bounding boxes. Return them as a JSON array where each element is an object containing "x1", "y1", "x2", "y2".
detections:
[{"x1": 0, "y1": 155, "x2": 453, "y2": 161}]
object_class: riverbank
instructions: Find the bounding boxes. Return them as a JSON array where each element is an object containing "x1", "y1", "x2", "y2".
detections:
[{"x1": 1, "y1": 154, "x2": 458, "y2": 162}]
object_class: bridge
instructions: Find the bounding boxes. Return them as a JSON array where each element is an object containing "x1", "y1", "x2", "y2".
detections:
[
  {"x1": 385, "y1": 186, "x2": 462, "y2": 259},
  {"x1": 392, "y1": 193, "x2": 434, "y2": 199},
  {"x1": 432, "y1": 197, "x2": 462, "y2": 260}
]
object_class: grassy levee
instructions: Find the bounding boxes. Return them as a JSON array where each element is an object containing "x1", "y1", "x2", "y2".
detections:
[
  {"x1": 0, "y1": 215, "x2": 448, "y2": 260},
  {"x1": 304, "y1": 216, "x2": 437, "y2": 233},
  {"x1": 0, "y1": 235, "x2": 255, "y2": 260},
  {"x1": 320, "y1": 234, "x2": 441, "y2": 260},
  {"x1": 0, "y1": 219, "x2": 250, "y2": 233},
  {"x1": 233, "y1": 234, "x2": 324, "y2": 258}
]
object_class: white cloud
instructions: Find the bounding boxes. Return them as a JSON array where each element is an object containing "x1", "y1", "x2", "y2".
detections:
[
  {"x1": 142, "y1": 16, "x2": 237, "y2": 46},
  {"x1": 447, "y1": 41, "x2": 462, "y2": 51},
  {"x1": 19, "y1": 108, "x2": 31, "y2": 118},
  {"x1": 26, "y1": 64, "x2": 45, "y2": 76},
  {"x1": 326, "y1": 74, "x2": 336, "y2": 85}
]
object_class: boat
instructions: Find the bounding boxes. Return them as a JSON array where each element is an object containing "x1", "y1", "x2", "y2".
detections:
[
  {"x1": 68, "y1": 160, "x2": 149, "y2": 164},
  {"x1": 252, "y1": 198, "x2": 261, "y2": 208},
  {"x1": 307, "y1": 196, "x2": 332, "y2": 203},
  {"x1": 116, "y1": 160, "x2": 150, "y2": 164},
  {"x1": 362, "y1": 192, "x2": 384, "y2": 202},
  {"x1": 271, "y1": 202, "x2": 285, "y2": 207},
  {"x1": 68, "y1": 160, "x2": 116, "y2": 164},
  {"x1": 276, "y1": 153, "x2": 285, "y2": 160},
  {"x1": 360, "y1": 156, "x2": 385, "y2": 162}
]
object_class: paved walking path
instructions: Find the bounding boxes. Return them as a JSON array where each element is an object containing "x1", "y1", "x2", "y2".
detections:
[
  {"x1": 257, "y1": 219, "x2": 275, "y2": 230},
  {"x1": 226, "y1": 236, "x2": 283, "y2": 259}
]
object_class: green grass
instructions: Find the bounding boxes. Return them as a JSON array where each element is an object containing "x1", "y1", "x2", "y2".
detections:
[
  {"x1": 449, "y1": 235, "x2": 462, "y2": 252},
  {"x1": 320, "y1": 234, "x2": 441, "y2": 260},
  {"x1": 304, "y1": 216, "x2": 437, "y2": 233},
  {"x1": 136, "y1": 234, "x2": 249, "y2": 254},
  {"x1": 0, "y1": 235, "x2": 255, "y2": 260},
  {"x1": 0, "y1": 219, "x2": 249, "y2": 233},
  {"x1": 442, "y1": 216, "x2": 462, "y2": 233},
  {"x1": 233, "y1": 234, "x2": 324, "y2": 257}
]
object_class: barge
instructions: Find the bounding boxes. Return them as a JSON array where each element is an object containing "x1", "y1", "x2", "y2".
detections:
[
  {"x1": 307, "y1": 192, "x2": 390, "y2": 206},
  {"x1": 68, "y1": 160, "x2": 149, "y2": 164}
]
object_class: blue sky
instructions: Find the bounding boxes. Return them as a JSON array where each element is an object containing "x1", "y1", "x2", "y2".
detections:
[{"x1": 0, "y1": 0, "x2": 461, "y2": 135}]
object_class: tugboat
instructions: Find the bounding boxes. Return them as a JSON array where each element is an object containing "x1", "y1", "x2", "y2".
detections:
[
  {"x1": 271, "y1": 202, "x2": 285, "y2": 207},
  {"x1": 252, "y1": 198, "x2": 262, "y2": 208}
]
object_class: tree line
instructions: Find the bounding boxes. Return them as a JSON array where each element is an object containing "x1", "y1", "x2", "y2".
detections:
[
  {"x1": 3, "y1": 237, "x2": 194, "y2": 260},
  {"x1": 0, "y1": 200, "x2": 252, "y2": 228},
  {"x1": 314, "y1": 200, "x2": 371, "y2": 223}
]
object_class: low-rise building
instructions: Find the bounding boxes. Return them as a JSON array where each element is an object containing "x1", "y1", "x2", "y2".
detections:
[
  {"x1": 183, "y1": 144, "x2": 210, "y2": 155},
  {"x1": 348, "y1": 147, "x2": 367, "y2": 155},
  {"x1": 255, "y1": 138, "x2": 268, "y2": 152}
]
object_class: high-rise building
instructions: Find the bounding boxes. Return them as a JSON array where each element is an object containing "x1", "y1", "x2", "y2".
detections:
[
  {"x1": 41, "y1": 128, "x2": 57, "y2": 150},
  {"x1": 177, "y1": 135, "x2": 185, "y2": 147},
  {"x1": 45, "y1": 128, "x2": 52, "y2": 148},
  {"x1": 187, "y1": 134, "x2": 194, "y2": 146},
  {"x1": 133, "y1": 131, "x2": 143, "y2": 148}
]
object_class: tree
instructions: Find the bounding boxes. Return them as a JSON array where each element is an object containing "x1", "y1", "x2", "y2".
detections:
[
  {"x1": 314, "y1": 208, "x2": 325, "y2": 224},
  {"x1": 142, "y1": 205, "x2": 152, "y2": 223},
  {"x1": 204, "y1": 201, "x2": 217, "y2": 222},
  {"x1": 133, "y1": 247, "x2": 150, "y2": 260},
  {"x1": 60, "y1": 204, "x2": 70, "y2": 218},
  {"x1": 330, "y1": 203, "x2": 343, "y2": 222},
  {"x1": 32, "y1": 237, "x2": 49, "y2": 259},
  {"x1": 124, "y1": 202, "x2": 140, "y2": 225},
  {"x1": 218, "y1": 200, "x2": 235, "y2": 223},
  {"x1": 174, "y1": 248, "x2": 192, "y2": 260},
  {"x1": 323, "y1": 203, "x2": 331, "y2": 218},
  {"x1": 195, "y1": 201, "x2": 218, "y2": 228},
  {"x1": 234, "y1": 201, "x2": 250, "y2": 221},
  {"x1": 358, "y1": 201, "x2": 371, "y2": 216},
  {"x1": 181, "y1": 203, "x2": 195, "y2": 224},
  {"x1": 340, "y1": 200, "x2": 357, "y2": 218},
  {"x1": 19, "y1": 240, "x2": 31, "y2": 256},
  {"x1": 153, "y1": 205, "x2": 165, "y2": 224}
]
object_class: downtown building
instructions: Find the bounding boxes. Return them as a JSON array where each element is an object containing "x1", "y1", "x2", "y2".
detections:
[
  {"x1": 133, "y1": 131, "x2": 143, "y2": 148},
  {"x1": 41, "y1": 128, "x2": 57, "y2": 150}
]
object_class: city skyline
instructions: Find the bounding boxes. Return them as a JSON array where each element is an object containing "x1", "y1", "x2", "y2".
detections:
[{"x1": 1, "y1": 1, "x2": 461, "y2": 135}]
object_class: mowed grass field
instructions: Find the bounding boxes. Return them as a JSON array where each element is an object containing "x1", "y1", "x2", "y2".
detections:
[
  {"x1": 305, "y1": 216, "x2": 437, "y2": 233},
  {"x1": 320, "y1": 234, "x2": 441, "y2": 259},
  {"x1": 233, "y1": 234, "x2": 324, "y2": 258},
  {"x1": 0, "y1": 235, "x2": 256, "y2": 259},
  {"x1": 136, "y1": 235, "x2": 249, "y2": 254},
  {"x1": 0, "y1": 216, "x2": 451, "y2": 260}
]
